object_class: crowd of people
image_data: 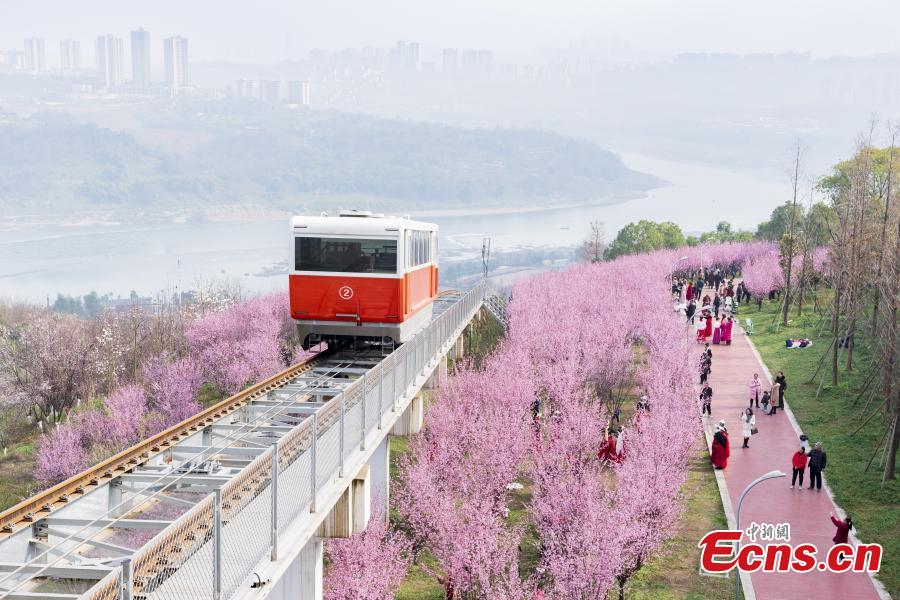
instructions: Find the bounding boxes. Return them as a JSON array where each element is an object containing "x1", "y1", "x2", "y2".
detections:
[{"x1": 671, "y1": 267, "x2": 853, "y2": 553}]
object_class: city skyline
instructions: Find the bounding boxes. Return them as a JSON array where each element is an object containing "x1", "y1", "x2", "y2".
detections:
[{"x1": 2, "y1": 0, "x2": 900, "y2": 65}]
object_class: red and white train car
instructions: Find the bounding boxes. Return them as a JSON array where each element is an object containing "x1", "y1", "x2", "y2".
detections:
[{"x1": 289, "y1": 211, "x2": 439, "y2": 348}]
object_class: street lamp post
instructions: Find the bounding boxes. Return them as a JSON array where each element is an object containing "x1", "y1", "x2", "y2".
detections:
[
  {"x1": 734, "y1": 470, "x2": 786, "y2": 600},
  {"x1": 669, "y1": 255, "x2": 689, "y2": 281}
]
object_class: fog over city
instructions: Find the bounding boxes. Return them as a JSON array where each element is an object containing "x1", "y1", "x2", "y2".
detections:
[
  {"x1": 2, "y1": 0, "x2": 900, "y2": 302},
  {"x1": 5, "y1": 0, "x2": 900, "y2": 62}
]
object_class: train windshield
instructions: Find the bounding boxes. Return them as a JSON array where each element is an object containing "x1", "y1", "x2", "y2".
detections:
[{"x1": 295, "y1": 237, "x2": 397, "y2": 273}]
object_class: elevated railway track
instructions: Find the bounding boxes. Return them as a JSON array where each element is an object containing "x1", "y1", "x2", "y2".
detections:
[{"x1": 0, "y1": 285, "x2": 485, "y2": 600}]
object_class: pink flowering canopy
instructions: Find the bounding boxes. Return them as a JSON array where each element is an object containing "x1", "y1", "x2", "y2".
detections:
[{"x1": 32, "y1": 291, "x2": 314, "y2": 486}]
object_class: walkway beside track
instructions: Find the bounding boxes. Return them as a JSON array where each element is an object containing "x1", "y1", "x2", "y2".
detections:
[{"x1": 694, "y1": 316, "x2": 885, "y2": 600}]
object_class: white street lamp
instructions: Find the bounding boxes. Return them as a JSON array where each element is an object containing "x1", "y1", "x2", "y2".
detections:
[{"x1": 735, "y1": 470, "x2": 787, "y2": 599}]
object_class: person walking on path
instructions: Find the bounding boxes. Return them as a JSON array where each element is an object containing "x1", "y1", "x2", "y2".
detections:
[
  {"x1": 711, "y1": 421, "x2": 730, "y2": 469},
  {"x1": 713, "y1": 294, "x2": 722, "y2": 318},
  {"x1": 791, "y1": 446, "x2": 808, "y2": 488},
  {"x1": 740, "y1": 408, "x2": 756, "y2": 448},
  {"x1": 830, "y1": 512, "x2": 852, "y2": 544},
  {"x1": 774, "y1": 371, "x2": 787, "y2": 409},
  {"x1": 749, "y1": 373, "x2": 761, "y2": 407},
  {"x1": 807, "y1": 442, "x2": 827, "y2": 492},
  {"x1": 686, "y1": 300, "x2": 696, "y2": 324},
  {"x1": 769, "y1": 381, "x2": 781, "y2": 415},
  {"x1": 699, "y1": 348, "x2": 711, "y2": 384},
  {"x1": 700, "y1": 383, "x2": 713, "y2": 415}
]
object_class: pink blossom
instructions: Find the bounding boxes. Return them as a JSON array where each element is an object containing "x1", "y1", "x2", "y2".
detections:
[
  {"x1": 34, "y1": 425, "x2": 89, "y2": 486},
  {"x1": 186, "y1": 293, "x2": 288, "y2": 394},
  {"x1": 324, "y1": 498, "x2": 412, "y2": 600},
  {"x1": 143, "y1": 356, "x2": 204, "y2": 427}
]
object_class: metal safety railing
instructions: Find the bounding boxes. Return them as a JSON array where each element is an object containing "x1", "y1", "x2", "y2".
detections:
[{"x1": 83, "y1": 282, "x2": 484, "y2": 600}]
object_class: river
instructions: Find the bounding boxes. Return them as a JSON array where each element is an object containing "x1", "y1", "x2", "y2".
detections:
[{"x1": 0, "y1": 152, "x2": 791, "y2": 303}]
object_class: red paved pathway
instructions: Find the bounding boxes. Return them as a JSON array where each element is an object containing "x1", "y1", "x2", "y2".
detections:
[{"x1": 695, "y1": 318, "x2": 885, "y2": 600}]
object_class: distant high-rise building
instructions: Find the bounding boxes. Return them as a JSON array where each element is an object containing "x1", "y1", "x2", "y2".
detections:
[
  {"x1": 131, "y1": 28, "x2": 151, "y2": 86},
  {"x1": 96, "y1": 35, "x2": 124, "y2": 88},
  {"x1": 234, "y1": 78, "x2": 259, "y2": 99},
  {"x1": 23, "y1": 38, "x2": 46, "y2": 73},
  {"x1": 59, "y1": 40, "x2": 80, "y2": 72},
  {"x1": 461, "y1": 49, "x2": 493, "y2": 74},
  {"x1": 164, "y1": 36, "x2": 189, "y2": 91},
  {"x1": 442, "y1": 49, "x2": 458, "y2": 73},
  {"x1": 390, "y1": 41, "x2": 419, "y2": 72},
  {"x1": 2, "y1": 50, "x2": 24, "y2": 71},
  {"x1": 260, "y1": 80, "x2": 281, "y2": 103},
  {"x1": 287, "y1": 80, "x2": 311, "y2": 106}
]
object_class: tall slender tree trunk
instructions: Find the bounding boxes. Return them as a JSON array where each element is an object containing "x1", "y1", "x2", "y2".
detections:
[
  {"x1": 832, "y1": 282, "x2": 841, "y2": 386},
  {"x1": 872, "y1": 132, "x2": 897, "y2": 339},
  {"x1": 885, "y1": 416, "x2": 900, "y2": 483},
  {"x1": 882, "y1": 210, "x2": 900, "y2": 481},
  {"x1": 782, "y1": 141, "x2": 802, "y2": 326}
]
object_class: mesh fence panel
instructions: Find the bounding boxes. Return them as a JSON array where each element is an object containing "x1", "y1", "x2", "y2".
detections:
[
  {"x1": 276, "y1": 424, "x2": 312, "y2": 529},
  {"x1": 344, "y1": 398, "x2": 361, "y2": 460},
  {"x1": 132, "y1": 495, "x2": 215, "y2": 600},
  {"x1": 219, "y1": 449, "x2": 275, "y2": 599},
  {"x1": 365, "y1": 367, "x2": 381, "y2": 430},
  {"x1": 221, "y1": 487, "x2": 271, "y2": 598},
  {"x1": 82, "y1": 566, "x2": 120, "y2": 600},
  {"x1": 277, "y1": 447, "x2": 312, "y2": 530},
  {"x1": 382, "y1": 357, "x2": 396, "y2": 416},
  {"x1": 315, "y1": 423, "x2": 340, "y2": 490}
]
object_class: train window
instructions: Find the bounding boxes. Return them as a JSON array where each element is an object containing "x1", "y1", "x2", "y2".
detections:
[
  {"x1": 403, "y1": 229, "x2": 435, "y2": 268},
  {"x1": 295, "y1": 237, "x2": 397, "y2": 273}
]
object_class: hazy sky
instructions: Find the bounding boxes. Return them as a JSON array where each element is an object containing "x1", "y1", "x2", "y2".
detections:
[{"x1": 4, "y1": 0, "x2": 900, "y2": 64}]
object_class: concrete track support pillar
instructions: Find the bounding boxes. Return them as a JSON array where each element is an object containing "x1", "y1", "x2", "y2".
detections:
[
  {"x1": 351, "y1": 465, "x2": 371, "y2": 534},
  {"x1": 366, "y1": 436, "x2": 390, "y2": 523},
  {"x1": 426, "y1": 352, "x2": 449, "y2": 389},
  {"x1": 299, "y1": 537, "x2": 323, "y2": 600},
  {"x1": 317, "y1": 485, "x2": 352, "y2": 539},
  {"x1": 390, "y1": 393, "x2": 423, "y2": 436}
]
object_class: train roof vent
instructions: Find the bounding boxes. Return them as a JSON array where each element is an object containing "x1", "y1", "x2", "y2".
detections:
[{"x1": 339, "y1": 209, "x2": 384, "y2": 218}]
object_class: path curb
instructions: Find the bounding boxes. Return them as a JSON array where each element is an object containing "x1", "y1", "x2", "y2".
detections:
[{"x1": 701, "y1": 418, "x2": 756, "y2": 600}]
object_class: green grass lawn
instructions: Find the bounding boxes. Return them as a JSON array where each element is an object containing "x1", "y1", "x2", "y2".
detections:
[
  {"x1": 745, "y1": 294, "x2": 899, "y2": 597},
  {"x1": 0, "y1": 436, "x2": 39, "y2": 512}
]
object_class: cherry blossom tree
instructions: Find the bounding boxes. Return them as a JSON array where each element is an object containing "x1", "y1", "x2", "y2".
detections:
[
  {"x1": 186, "y1": 293, "x2": 287, "y2": 394},
  {"x1": 0, "y1": 312, "x2": 95, "y2": 425},
  {"x1": 33, "y1": 424, "x2": 89, "y2": 485},
  {"x1": 143, "y1": 356, "x2": 204, "y2": 427},
  {"x1": 394, "y1": 349, "x2": 535, "y2": 599},
  {"x1": 324, "y1": 498, "x2": 413, "y2": 600}
]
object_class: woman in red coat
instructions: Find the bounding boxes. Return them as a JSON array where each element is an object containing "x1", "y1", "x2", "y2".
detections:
[
  {"x1": 722, "y1": 317, "x2": 734, "y2": 345},
  {"x1": 711, "y1": 422, "x2": 730, "y2": 469},
  {"x1": 830, "y1": 512, "x2": 852, "y2": 544},
  {"x1": 686, "y1": 283, "x2": 694, "y2": 301}
]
